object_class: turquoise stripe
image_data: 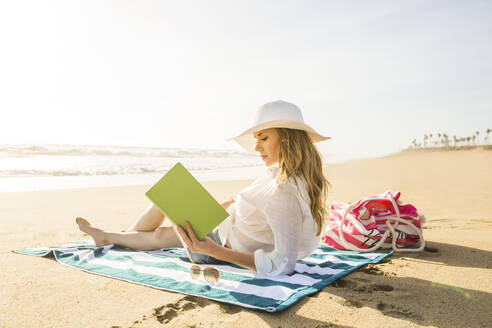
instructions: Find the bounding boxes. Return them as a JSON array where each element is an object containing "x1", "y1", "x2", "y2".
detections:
[
  {"x1": 66, "y1": 251, "x2": 319, "y2": 290},
  {"x1": 13, "y1": 241, "x2": 393, "y2": 312},
  {"x1": 307, "y1": 252, "x2": 380, "y2": 263},
  {"x1": 277, "y1": 251, "x2": 393, "y2": 312},
  {"x1": 299, "y1": 260, "x2": 353, "y2": 270},
  {"x1": 54, "y1": 250, "x2": 282, "y2": 310}
]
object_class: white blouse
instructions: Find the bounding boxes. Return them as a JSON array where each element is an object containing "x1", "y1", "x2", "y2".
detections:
[{"x1": 216, "y1": 165, "x2": 320, "y2": 276}]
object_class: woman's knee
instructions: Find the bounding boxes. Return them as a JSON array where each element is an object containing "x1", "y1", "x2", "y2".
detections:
[
  {"x1": 153, "y1": 226, "x2": 170, "y2": 239},
  {"x1": 152, "y1": 226, "x2": 180, "y2": 247}
]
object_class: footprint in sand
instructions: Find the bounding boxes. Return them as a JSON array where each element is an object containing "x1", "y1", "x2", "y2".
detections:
[
  {"x1": 351, "y1": 277, "x2": 371, "y2": 283},
  {"x1": 386, "y1": 308, "x2": 421, "y2": 320},
  {"x1": 331, "y1": 278, "x2": 359, "y2": 289},
  {"x1": 332, "y1": 280, "x2": 419, "y2": 320},
  {"x1": 377, "y1": 302, "x2": 390, "y2": 311},
  {"x1": 342, "y1": 299, "x2": 364, "y2": 308},
  {"x1": 372, "y1": 284, "x2": 394, "y2": 292},
  {"x1": 219, "y1": 302, "x2": 242, "y2": 314},
  {"x1": 376, "y1": 302, "x2": 421, "y2": 320},
  {"x1": 331, "y1": 278, "x2": 394, "y2": 294},
  {"x1": 354, "y1": 283, "x2": 394, "y2": 293},
  {"x1": 358, "y1": 264, "x2": 397, "y2": 276},
  {"x1": 133, "y1": 295, "x2": 208, "y2": 325}
]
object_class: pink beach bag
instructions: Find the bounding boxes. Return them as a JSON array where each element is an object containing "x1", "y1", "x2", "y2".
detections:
[{"x1": 322, "y1": 190, "x2": 426, "y2": 252}]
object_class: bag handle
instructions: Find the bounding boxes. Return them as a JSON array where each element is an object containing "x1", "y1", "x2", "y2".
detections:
[
  {"x1": 338, "y1": 203, "x2": 390, "y2": 252},
  {"x1": 338, "y1": 194, "x2": 425, "y2": 252},
  {"x1": 384, "y1": 195, "x2": 425, "y2": 252}
]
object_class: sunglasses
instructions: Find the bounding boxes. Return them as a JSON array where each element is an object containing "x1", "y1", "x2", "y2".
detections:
[{"x1": 190, "y1": 265, "x2": 220, "y2": 284}]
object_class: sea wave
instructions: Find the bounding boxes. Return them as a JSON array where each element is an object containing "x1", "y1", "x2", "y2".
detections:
[
  {"x1": 0, "y1": 163, "x2": 263, "y2": 177},
  {"x1": 0, "y1": 144, "x2": 255, "y2": 158}
]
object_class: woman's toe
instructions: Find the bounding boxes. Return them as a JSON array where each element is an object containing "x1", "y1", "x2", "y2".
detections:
[{"x1": 76, "y1": 217, "x2": 91, "y2": 226}]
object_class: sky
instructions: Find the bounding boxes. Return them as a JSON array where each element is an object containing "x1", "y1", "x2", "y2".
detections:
[{"x1": 0, "y1": 0, "x2": 491, "y2": 160}]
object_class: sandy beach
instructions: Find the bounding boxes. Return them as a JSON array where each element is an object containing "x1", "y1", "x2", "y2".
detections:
[{"x1": 1, "y1": 148, "x2": 491, "y2": 328}]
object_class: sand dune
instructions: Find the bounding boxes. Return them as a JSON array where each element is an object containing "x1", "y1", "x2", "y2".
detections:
[{"x1": 1, "y1": 149, "x2": 491, "y2": 327}]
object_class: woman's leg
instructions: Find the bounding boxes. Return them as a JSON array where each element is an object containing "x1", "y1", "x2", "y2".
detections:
[
  {"x1": 126, "y1": 203, "x2": 166, "y2": 232},
  {"x1": 76, "y1": 217, "x2": 182, "y2": 250}
]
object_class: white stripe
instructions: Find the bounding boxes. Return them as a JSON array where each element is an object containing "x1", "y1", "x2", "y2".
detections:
[
  {"x1": 301, "y1": 256, "x2": 360, "y2": 267},
  {"x1": 51, "y1": 243, "x2": 113, "y2": 254},
  {"x1": 253, "y1": 273, "x2": 322, "y2": 285},
  {"x1": 66, "y1": 246, "x2": 362, "y2": 286},
  {"x1": 147, "y1": 249, "x2": 183, "y2": 257},
  {"x1": 310, "y1": 249, "x2": 381, "y2": 261},
  {"x1": 104, "y1": 249, "x2": 258, "y2": 277},
  {"x1": 107, "y1": 249, "x2": 189, "y2": 264},
  {"x1": 79, "y1": 251, "x2": 297, "y2": 301},
  {"x1": 22, "y1": 242, "x2": 386, "y2": 310},
  {"x1": 28, "y1": 247, "x2": 58, "y2": 252},
  {"x1": 50, "y1": 251, "x2": 269, "y2": 313},
  {"x1": 294, "y1": 263, "x2": 344, "y2": 275},
  {"x1": 49, "y1": 247, "x2": 81, "y2": 253},
  {"x1": 66, "y1": 244, "x2": 114, "y2": 259},
  {"x1": 71, "y1": 244, "x2": 378, "y2": 271},
  {"x1": 102, "y1": 249, "x2": 322, "y2": 286}
]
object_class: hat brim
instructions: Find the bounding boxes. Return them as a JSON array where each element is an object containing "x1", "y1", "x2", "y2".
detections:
[{"x1": 227, "y1": 120, "x2": 331, "y2": 153}]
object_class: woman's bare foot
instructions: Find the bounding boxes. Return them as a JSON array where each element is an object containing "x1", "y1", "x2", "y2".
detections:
[{"x1": 76, "y1": 217, "x2": 109, "y2": 247}]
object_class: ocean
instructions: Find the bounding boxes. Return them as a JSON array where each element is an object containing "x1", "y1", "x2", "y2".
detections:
[{"x1": 0, "y1": 143, "x2": 359, "y2": 192}]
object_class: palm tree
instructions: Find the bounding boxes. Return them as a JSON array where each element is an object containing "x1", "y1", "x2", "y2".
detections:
[{"x1": 407, "y1": 130, "x2": 491, "y2": 150}]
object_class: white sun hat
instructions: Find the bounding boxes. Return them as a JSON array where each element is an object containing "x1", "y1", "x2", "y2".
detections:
[{"x1": 227, "y1": 100, "x2": 331, "y2": 153}]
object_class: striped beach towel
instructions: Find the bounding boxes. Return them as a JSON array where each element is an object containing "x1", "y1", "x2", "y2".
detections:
[{"x1": 13, "y1": 240, "x2": 392, "y2": 312}]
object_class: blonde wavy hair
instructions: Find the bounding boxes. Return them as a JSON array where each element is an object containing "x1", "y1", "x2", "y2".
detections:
[{"x1": 275, "y1": 128, "x2": 331, "y2": 236}]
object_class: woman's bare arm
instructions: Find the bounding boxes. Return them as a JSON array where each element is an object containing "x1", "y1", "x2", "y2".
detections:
[
  {"x1": 212, "y1": 245, "x2": 256, "y2": 271},
  {"x1": 177, "y1": 221, "x2": 256, "y2": 272}
]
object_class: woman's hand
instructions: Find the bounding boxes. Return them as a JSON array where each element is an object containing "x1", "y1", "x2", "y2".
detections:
[
  {"x1": 178, "y1": 221, "x2": 257, "y2": 272},
  {"x1": 176, "y1": 221, "x2": 220, "y2": 257}
]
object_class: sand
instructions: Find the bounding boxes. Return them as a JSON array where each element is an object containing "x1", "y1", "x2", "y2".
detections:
[{"x1": 1, "y1": 148, "x2": 491, "y2": 328}]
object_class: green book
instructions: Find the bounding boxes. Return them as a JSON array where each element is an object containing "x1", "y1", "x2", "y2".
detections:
[{"x1": 145, "y1": 162, "x2": 229, "y2": 260}]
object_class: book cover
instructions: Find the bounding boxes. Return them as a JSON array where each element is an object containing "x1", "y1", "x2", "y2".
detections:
[{"x1": 145, "y1": 162, "x2": 230, "y2": 262}]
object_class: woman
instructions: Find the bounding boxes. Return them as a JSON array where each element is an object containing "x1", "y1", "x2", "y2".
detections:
[{"x1": 76, "y1": 100, "x2": 331, "y2": 276}]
